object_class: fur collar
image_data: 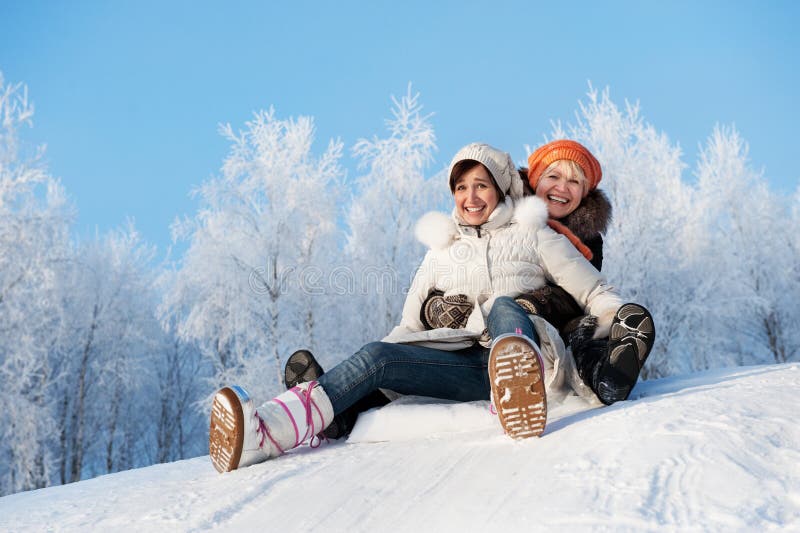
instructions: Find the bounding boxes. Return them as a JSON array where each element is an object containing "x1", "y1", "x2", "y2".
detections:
[
  {"x1": 415, "y1": 196, "x2": 549, "y2": 250},
  {"x1": 557, "y1": 189, "x2": 612, "y2": 241}
]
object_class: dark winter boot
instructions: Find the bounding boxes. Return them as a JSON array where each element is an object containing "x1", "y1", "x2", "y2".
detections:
[
  {"x1": 594, "y1": 304, "x2": 655, "y2": 405},
  {"x1": 284, "y1": 349, "x2": 391, "y2": 439},
  {"x1": 566, "y1": 315, "x2": 607, "y2": 388},
  {"x1": 284, "y1": 349, "x2": 323, "y2": 389}
]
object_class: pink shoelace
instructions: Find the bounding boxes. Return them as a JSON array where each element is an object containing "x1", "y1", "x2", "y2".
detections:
[
  {"x1": 291, "y1": 381, "x2": 328, "y2": 449},
  {"x1": 255, "y1": 380, "x2": 328, "y2": 455},
  {"x1": 255, "y1": 410, "x2": 284, "y2": 454}
]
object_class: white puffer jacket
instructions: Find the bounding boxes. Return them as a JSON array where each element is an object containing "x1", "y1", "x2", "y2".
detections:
[{"x1": 383, "y1": 195, "x2": 622, "y2": 349}]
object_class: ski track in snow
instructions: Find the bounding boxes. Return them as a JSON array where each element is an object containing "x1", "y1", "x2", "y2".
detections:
[{"x1": 1, "y1": 363, "x2": 799, "y2": 532}]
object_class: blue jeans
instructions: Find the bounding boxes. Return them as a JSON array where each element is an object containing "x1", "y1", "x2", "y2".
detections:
[{"x1": 318, "y1": 296, "x2": 539, "y2": 415}]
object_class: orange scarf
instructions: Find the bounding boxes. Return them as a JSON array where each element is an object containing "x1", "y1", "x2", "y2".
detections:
[{"x1": 547, "y1": 219, "x2": 593, "y2": 261}]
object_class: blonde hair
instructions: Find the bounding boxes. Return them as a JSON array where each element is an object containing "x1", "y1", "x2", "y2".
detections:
[{"x1": 540, "y1": 159, "x2": 588, "y2": 195}]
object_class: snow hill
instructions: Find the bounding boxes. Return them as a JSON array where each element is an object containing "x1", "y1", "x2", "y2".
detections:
[{"x1": 2, "y1": 364, "x2": 799, "y2": 532}]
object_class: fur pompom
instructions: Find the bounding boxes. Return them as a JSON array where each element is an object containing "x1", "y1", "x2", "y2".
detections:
[
  {"x1": 513, "y1": 196, "x2": 549, "y2": 229},
  {"x1": 415, "y1": 211, "x2": 457, "y2": 250}
]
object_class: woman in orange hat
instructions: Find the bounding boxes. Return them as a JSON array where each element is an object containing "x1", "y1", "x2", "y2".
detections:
[{"x1": 519, "y1": 140, "x2": 655, "y2": 405}]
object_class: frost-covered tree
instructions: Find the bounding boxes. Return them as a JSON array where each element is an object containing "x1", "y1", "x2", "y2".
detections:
[
  {"x1": 51, "y1": 225, "x2": 162, "y2": 482},
  {"x1": 0, "y1": 74, "x2": 173, "y2": 494},
  {"x1": 0, "y1": 74, "x2": 72, "y2": 496},
  {"x1": 153, "y1": 327, "x2": 207, "y2": 463},
  {"x1": 154, "y1": 270, "x2": 210, "y2": 464},
  {"x1": 344, "y1": 88, "x2": 447, "y2": 348},
  {"x1": 788, "y1": 188, "x2": 800, "y2": 362},
  {"x1": 163, "y1": 109, "x2": 344, "y2": 402},
  {"x1": 692, "y1": 126, "x2": 798, "y2": 366}
]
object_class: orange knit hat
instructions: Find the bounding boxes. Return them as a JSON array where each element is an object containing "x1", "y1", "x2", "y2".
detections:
[{"x1": 527, "y1": 140, "x2": 602, "y2": 195}]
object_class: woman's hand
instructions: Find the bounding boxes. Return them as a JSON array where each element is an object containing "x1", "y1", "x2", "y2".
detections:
[
  {"x1": 515, "y1": 285, "x2": 583, "y2": 331},
  {"x1": 420, "y1": 290, "x2": 473, "y2": 330}
]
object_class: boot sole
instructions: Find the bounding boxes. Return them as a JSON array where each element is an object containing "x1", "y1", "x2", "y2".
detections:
[
  {"x1": 609, "y1": 304, "x2": 655, "y2": 367},
  {"x1": 599, "y1": 304, "x2": 656, "y2": 404},
  {"x1": 489, "y1": 337, "x2": 547, "y2": 439},
  {"x1": 209, "y1": 386, "x2": 246, "y2": 473},
  {"x1": 596, "y1": 341, "x2": 640, "y2": 404}
]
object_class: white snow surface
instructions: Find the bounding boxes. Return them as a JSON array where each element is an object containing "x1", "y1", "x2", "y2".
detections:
[{"x1": 2, "y1": 363, "x2": 799, "y2": 532}]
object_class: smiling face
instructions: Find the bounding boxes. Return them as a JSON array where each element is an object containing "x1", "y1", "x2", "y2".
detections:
[
  {"x1": 534, "y1": 160, "x2": 587, "y2": 219},
  {"x1": 452, "y1": 162, "x2": 500, "y2": 226}
]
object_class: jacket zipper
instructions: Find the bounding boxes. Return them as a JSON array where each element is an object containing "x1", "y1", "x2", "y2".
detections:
[{"x1": 484, "y1": 231, "x2": 492, "y2": 292}]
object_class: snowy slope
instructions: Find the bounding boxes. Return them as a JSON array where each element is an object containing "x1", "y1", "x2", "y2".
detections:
[{"x1": 2, "y1": 364, "x2": 799, "y2": 532}]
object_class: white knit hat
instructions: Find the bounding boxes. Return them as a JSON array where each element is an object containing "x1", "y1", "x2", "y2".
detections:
[{"x1": 448, "y1": 143, "x2": 524, "y2": 200}]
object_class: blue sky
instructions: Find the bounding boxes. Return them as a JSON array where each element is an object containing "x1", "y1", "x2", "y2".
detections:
[{"x1": 1, "y1": 1, "x2": 798, "y2": 253}]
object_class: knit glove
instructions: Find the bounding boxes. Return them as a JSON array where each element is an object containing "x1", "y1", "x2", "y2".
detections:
[{"x1": 420, "y1": 290, "x2": 473, "y2": 330}]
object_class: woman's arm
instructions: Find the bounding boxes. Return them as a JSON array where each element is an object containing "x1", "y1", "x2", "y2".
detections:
[
  {"x1": 535, "y1": 226, "x2": 621, "y2": 337},
  {"x1": 516, "y1": 233, "x2": 603, "y2": 332},
  {"x1": 386, "y1": 251, "x2": 438, "y2": 336}
]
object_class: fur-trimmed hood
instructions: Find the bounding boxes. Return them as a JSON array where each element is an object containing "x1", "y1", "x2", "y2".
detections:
[
  {"x1": 415, "y1": 196, "x2": 549, "y2": 251},
  {"x1": 557, "y1": 189, "x2": 612, "y2": 242}
]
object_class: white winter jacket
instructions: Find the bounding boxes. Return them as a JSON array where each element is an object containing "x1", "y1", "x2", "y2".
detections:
[{"x1": 383, "y1": 195, "x2": 622, "y2": 350}]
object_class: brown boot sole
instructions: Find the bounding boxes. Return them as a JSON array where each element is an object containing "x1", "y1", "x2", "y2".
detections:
[
  {"x1": 209, "y1": 387, "x2": 244, "y2": 473},
  {"x1": 489, "y1": 336, "x2": 547, "y2": 439}
]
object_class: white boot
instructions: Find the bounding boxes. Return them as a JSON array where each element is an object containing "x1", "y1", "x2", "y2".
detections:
[
  {"x1": 209, "y1": 381, "x2": 334, "y2": 473},
  {"x1": 488, "y1": 334, "x2": 547, "y2": 439}
]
